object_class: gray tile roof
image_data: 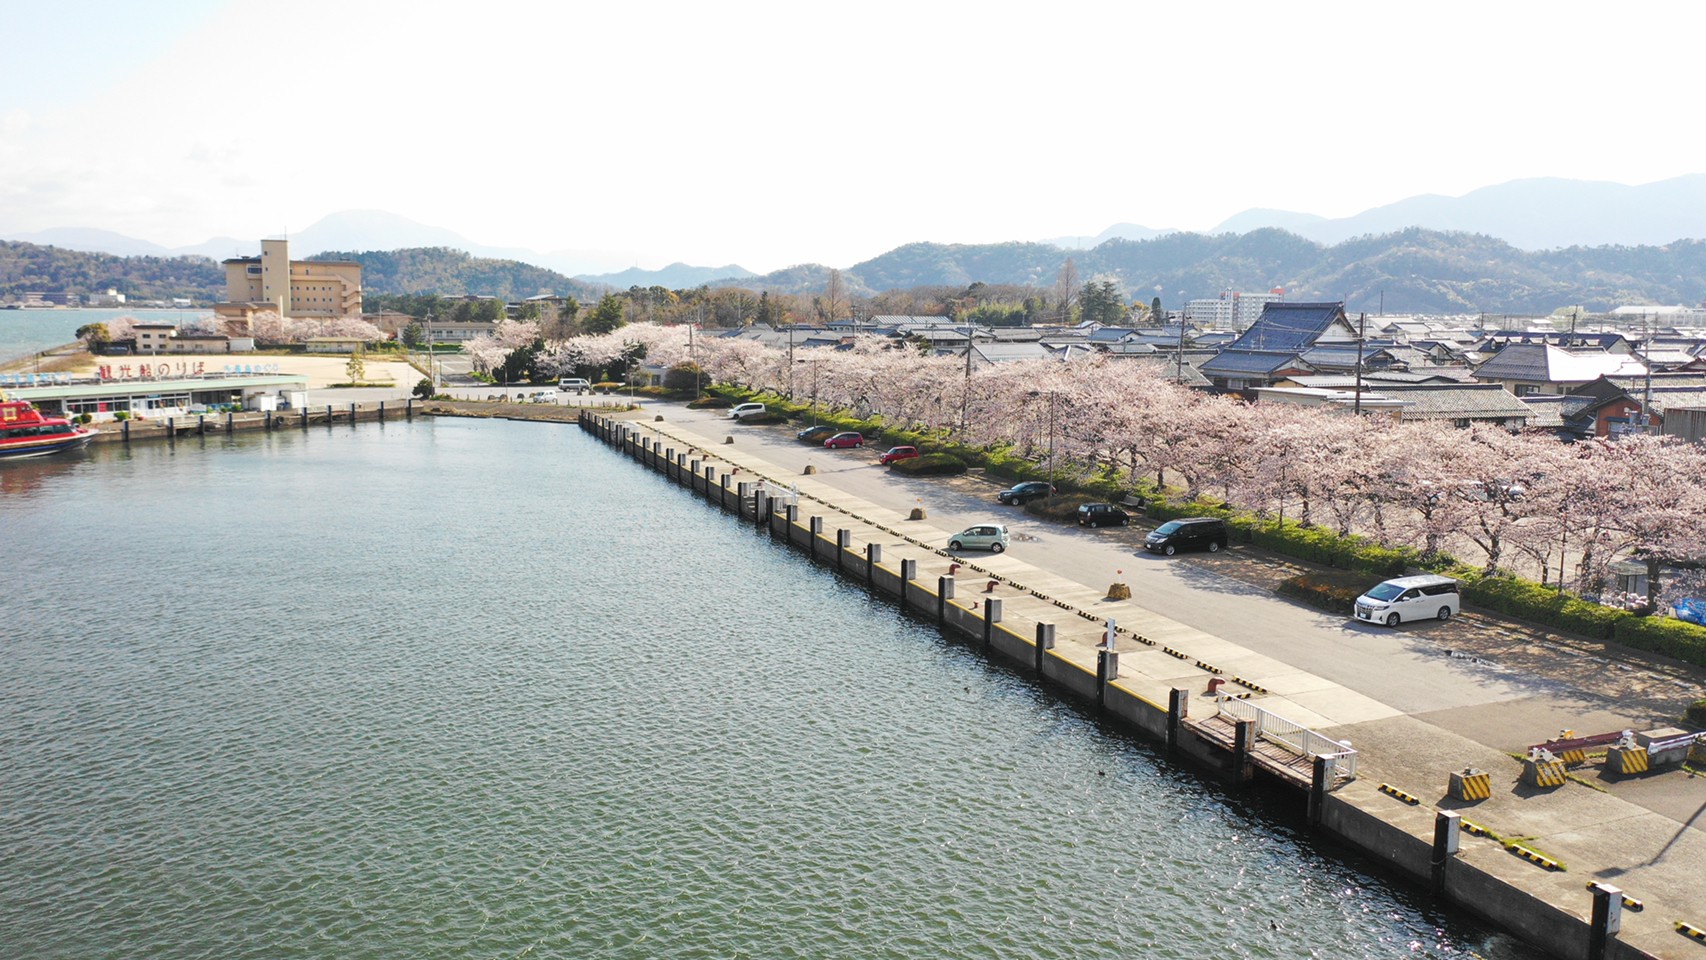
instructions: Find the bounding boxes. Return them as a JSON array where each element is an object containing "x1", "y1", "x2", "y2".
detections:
[
  {"x1": 1220, "y1": 302, "x2": 1352, "y2": 354},
  {"x1": 1375, "y1": 383, "x2": 1534, "y2": 421},
  {"x1": 1519, "y1": 394, "x2": 1599, "y2": 429},
  {"x1": 1201, "y1": 350, "x2": 1304, "y2": 376},
  {"x1": 1474, "y1": 342, "x2": 1645, "y2": 383}
]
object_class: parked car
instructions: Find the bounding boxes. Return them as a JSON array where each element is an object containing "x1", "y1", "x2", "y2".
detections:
[
  {"x1": 1353, "y1": 575, "x2": 1461, "y2": 626},
  {"x1": 948, "y1": 523, "x2": 1009, "y2": 553},
  {"x1": 1077, "y1": 503, "x2": 1131, "y2": 527},
  {"x1": 797, "y1": 425, "x2": 837, "y2": 443},
  {"x1": 1144, "y1": 517, "x2": 1228, "y2": 555},
  {"x1": 824, "y1": 431, "x2": 864, "y2": 449},
  {"x1": 996, "y1": 481, "x2": 1055, "y2": 505},
  {"x1": 558, "y1": 377, "x2": 591, "y2": 394},
  {"x1": 728, "y1": 402, "x2": 767, "y2": 419},
  {"x1": 879, "y1": 445, "x2": 920, "y2": 465}
]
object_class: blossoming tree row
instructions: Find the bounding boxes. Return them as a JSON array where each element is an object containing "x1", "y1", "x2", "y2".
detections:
[{"x1": 540, "y1": 322, "x2": 1706, "y2": 605}]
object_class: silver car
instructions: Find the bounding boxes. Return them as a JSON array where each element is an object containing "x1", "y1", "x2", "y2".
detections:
[{"x1": 948, "y1": 524, "x2": 1010, "y2": 553}]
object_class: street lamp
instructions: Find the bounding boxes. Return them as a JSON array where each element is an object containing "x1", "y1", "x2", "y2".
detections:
[
  {"x1": 423, "y1": 310, "x2": 437, "y2": 393},
  {"x1": 796, "y1": 357, "x2": 821, "y2": 426}
]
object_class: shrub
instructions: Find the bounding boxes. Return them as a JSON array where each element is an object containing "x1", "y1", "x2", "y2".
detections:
[
  {"x1": 1612, "y1": 615, "x2": 1706, "y2": 666},
  {"x1": 1687, "y1": 699, "x2": 1706, "y2": 727},
  {"x1": 1023, "y1": 494, "x2": 1095, "y2": 522},
  {"x1": 1277, "y1": 572, "x2": 1367, "y2": 613},
  {"x1": 889, "y1": 453, "x2": 967, "y2": 476},
  {"x1": 113, "y1": 411, "x2": 130, "y2": 421},
  {"x1": 687, "y1": 396, "x2": 730, "y2": 409}
]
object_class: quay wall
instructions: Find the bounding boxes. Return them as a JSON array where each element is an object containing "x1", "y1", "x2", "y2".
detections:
[
  {"x1": 579, "y1": 411, "x2": 1657, "y2": 960},
  {"x1": 81, "y1": 398, "x2": 618, "y2": 447}
]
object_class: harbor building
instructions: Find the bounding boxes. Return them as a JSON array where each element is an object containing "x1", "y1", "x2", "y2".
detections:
[{"x1": 217, "y1": 238, "x2": 362, "y2": 321}]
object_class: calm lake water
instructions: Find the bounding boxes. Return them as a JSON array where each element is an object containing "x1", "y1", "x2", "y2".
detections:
[
  {"x1": 0, "y1": 308, "x2": 209, "y2": 363},
  {"x1": 0, "y1": 419, "x2": 1542, "y2": 959}
]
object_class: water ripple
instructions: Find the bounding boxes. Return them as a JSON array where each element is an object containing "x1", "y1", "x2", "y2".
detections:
[{"x1": 0, "y1": 421, "x2": 1541, "y2": 959}]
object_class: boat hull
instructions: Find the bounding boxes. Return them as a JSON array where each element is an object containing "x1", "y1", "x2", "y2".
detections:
[{"x1": 0, "y1": 429, "x2": 98, "y2": 460}]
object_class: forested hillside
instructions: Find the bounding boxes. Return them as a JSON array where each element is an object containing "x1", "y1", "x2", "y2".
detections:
[
  {"x1": 0, "y1": 241, "x2": 224, "y2": 301},
  {"x1": 315, "y1": 247, "x2": 597, "y2": 300},
  {"x1": 736, "y1": 229, "x2": 1706, "y2": 314},
  {"x1": 8, "y1": 228, "x2": 1706, "y2": 316}
]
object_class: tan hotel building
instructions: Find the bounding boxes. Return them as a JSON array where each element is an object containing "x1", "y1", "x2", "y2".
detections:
[{"x1": 218, "y1": 238, "x2": 362, "y2": 319}]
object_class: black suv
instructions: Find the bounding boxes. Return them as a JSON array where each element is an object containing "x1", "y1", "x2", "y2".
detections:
[
  {"x1": 997, "y1": 481, "x2": 1056, "y2": 505},
  {"x1": 1077, "y1": 503, "x2": 1131, "y2": 527},
  {"x1": 796, "y1": 425, "x2": 837, "y2": 443},
  {"x1": 1144, "y1": 517, "x2": 1228, "y2": 555}
]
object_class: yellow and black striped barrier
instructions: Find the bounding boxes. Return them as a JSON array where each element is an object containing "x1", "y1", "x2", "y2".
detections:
[
  {"x1": 1608, "y1": 745, "x2": 1650, "y2": 775},
  {"x1": 1676, "y1": 920, "x2": 1706, "y2": 942},
  {"x1": 1584, "y1": 883, "x2": 1643, "y2": 912},
  {"x1": 1461, "y1": 819, "x2": 1491, "y2": 838},
  {"x1": 1522, "y1": 756, "x2": 1568, "y2": 788},
  {"x1": 1558, "y1": 746, "x2": 1587, "y2": 766},
  {"x1": 1450, "y1": 769, "x2": 1492, "y2": 801},
  {"x1": 1378, "y1": 783, "x2": 1421, "y2": 805},
  {"x1": 1508, "y1": 844, "x2": 1562, "y2": 871},
  {"x1": 1233, "y1": 677, "x2": 1269, "y2": 694}
]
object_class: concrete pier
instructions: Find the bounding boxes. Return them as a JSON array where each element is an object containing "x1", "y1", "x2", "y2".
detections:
[{"x1": 577, "y1": 407, "x2": 1706, "y2": 960}]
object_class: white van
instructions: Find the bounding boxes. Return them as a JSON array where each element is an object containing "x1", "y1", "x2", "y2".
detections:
[
  {"x1": 558, "y1": 378, "x2": 591, "y2": 394},
  {"x1": 1354, "y1": 575, "x2": 1460, "y2": 626},
  {"x1": 728, "y1": 402, "x2": 767, "y2": 419}
]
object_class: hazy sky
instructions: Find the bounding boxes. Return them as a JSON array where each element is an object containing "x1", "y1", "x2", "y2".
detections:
[{"x1": 3, "y1": 0, "x2": 1702, "y2": 273}]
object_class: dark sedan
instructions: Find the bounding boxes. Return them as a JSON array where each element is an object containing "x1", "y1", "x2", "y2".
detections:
[{"x1": 996, "y1": 481, "x2": 1055, "y2": 505}]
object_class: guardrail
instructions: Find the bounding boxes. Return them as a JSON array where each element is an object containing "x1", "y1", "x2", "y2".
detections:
[{"x1": 1217, "y1": 696, "x2": 1358, "y2": 781}]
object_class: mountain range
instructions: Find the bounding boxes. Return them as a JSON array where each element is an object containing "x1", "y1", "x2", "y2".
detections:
[
  {"x1": 1056, "y1": 175, "x2": 1706, "y2": 251},
  {"x1": 8, "y1": 176, "x2": 1706, "y2": 314},
  {"x1": 10, "y1": 175, "x2": 1706, "y2": 290}
]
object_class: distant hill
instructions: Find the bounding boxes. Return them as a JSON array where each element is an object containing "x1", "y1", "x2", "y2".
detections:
[
  {"x1": 315, "y1": 247, "x2": 598, "y2": 300},
  {"x1": 721, "y1": 228, "x2": 1706, "y2": 315},
  {"x1": 1202, "y1": 175, "x2": 1706, "y2": 250},
  {"x1": 0, "y1": 240, "x2": 224, "y2": 302},
  {"x1": 576, "y1": 262, "x2": 756, "y2": 289},
  {"x1": 1047, "y1": 222, "x2": 1178, "y2": 250}
]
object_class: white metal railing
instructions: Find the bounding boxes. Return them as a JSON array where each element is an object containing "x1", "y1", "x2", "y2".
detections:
[{"x1": 1216, "y1": 696, "x2": 1358, "y2": 781}]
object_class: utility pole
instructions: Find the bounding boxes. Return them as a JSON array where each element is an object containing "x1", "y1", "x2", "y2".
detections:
[
  {"x1": 1175, "y1": 304, "x2": 1185, "y2": 383},
  {"x1": 1353, "y1": 312, "x2": 1367, "y2": 416}
]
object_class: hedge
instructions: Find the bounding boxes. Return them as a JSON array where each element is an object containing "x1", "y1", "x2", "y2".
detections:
[
  {"x1": 1688, "y1": 700, "x2": 1706, "y2": 726},
  {"x1": 1612, "y1": 615, "x2": 1706, "y2": 663},
  {"x1": 1276, "y1": 573, "x2": 1366, "y2": 613},
  {"x1": 1458, "y1": 574, "x2": 1630, "y2": 640},
  {"x1": 1023, "y1": 494, "x2": 1096, "y2": 523},
  {"x1": 889, "y1": 453, "x2": 967, "y2": 476}
]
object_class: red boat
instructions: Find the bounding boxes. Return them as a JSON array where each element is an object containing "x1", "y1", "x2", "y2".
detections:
[{"x1": 0, "y1": 396, "x2": 98, "y2": 459}]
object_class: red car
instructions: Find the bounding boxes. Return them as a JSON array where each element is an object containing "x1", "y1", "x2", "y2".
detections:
[
  {"x1": 824, "y1": 431, "x2": 864, "y2": 449},
  {"x1": 879, "y1": 445, "x2": 920, "y2": 465}
]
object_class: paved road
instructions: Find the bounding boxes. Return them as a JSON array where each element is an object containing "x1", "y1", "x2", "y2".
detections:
[{"x1": 660, "y1": 409, "x2": 1702, "y2": 746}]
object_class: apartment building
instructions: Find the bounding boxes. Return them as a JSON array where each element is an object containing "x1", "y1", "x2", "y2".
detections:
[{"x1": 220, "y1": 238, "x2": 362, "y2": 318}]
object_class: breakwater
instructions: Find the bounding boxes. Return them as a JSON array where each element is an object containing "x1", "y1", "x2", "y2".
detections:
[{"x1": 582, "y1": 410, "x2": 1672, "y2": 960}]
